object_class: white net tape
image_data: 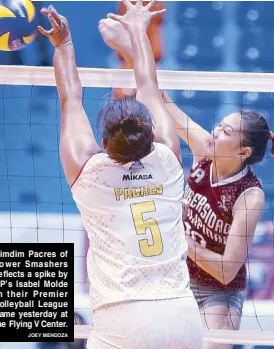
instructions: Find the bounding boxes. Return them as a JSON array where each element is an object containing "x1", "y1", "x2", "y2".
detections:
[
  {"x1": 73, "y1": 326, "x2": 274, "y2": 345},
  {"x1": 1, "y1": 65, "x2": 274, "y2": 346},
  {"x1": 73, "y1": 323, "x2": 274, "y2": 346},
  {"x1": 73, "y1": 297, "x2": 274, "y2": 345},
  {"x1": 2, "y1": 65, "x2": 274, "y2": 91}
]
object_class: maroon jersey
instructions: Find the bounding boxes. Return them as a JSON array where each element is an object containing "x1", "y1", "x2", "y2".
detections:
[{"x1": 185, "y1": 158, "x2": 263, "y2": 290}]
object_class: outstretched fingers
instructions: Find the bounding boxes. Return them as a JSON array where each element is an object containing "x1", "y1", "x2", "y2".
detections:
[
  {"x1": 48, "y1": 13, "x2": 61, "y2": 31},
  {"x1": 48, "y1": 6, "x2": 62, "y2": 24},
  {"x1": 145, "y1": 0, "x2": 157, "y2": 11},
  {"x1": 122, "y1": 0, "x2": 134, "y2": 9},
  {"x1": 150, "y1": 8, "x2": 167, "y2": 17},
  {"x1": 40, "y1": 7, "x2": 49, "y2": 16},
  {"x1": 38, "y1": 5, "x2": 63, "y2": 35},
  {"x1": 107, "y1": 13, "x2": 123, "y2": 22},
  {"x1": 136, "y1": 0, "x2": 144, "y2": 8},
  {"x1": 37, "y1": 25, "x2": 53, "y2": 37}
]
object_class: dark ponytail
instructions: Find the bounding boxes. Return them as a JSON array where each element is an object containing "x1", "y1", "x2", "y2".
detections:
[
  {"x1": 240, "y1": 110, "x2": 272, "y2": 165},
  {"x1": 97, "y1": 97, "x2": 154, "y2": 165}
]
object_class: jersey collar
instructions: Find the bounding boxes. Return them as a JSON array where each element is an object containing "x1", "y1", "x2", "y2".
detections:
[{"x1": 210, "y1": 163, "x2": 249, "y2": 187}]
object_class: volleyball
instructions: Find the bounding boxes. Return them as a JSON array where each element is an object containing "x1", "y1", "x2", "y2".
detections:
[{"x1": 0, "y1": 0, "x2": 38, "y2": 51}]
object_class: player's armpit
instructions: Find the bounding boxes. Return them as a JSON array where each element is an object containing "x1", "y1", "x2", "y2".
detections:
[
  {"x1": 222, "y1": 188, "x2": 265, "y2": 284},
  {"x1": 60, "y1": 99, "x2": 102, "y2": 187}
]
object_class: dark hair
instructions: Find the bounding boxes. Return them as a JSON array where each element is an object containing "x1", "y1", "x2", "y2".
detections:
[
  {"x1": 240, "y1": 109, "x2": 274, "y2": 166},
  {"x1": 97, "y1": 97, "x2": 154, "y2": 165}
]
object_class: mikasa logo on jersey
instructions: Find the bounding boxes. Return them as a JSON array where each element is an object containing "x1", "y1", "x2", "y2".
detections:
[
  {"x1": 129, "y1": 161, "x2": 144, "y2": 170},
  {"x1": 122, "y1": 173, "x2": 153, "y2": 181},
  {"x1": 124, "y1": 161, "x2": 152, "y2": 180}
]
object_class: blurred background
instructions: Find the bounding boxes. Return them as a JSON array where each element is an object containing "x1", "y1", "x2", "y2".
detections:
[{"x1": 0, "y1": 1, "x2": 273, "y2": 348}]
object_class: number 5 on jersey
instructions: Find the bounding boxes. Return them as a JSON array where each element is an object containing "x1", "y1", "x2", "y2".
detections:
[{"x1": 130, "y1": 201, "x2": 163, "y2": 257}]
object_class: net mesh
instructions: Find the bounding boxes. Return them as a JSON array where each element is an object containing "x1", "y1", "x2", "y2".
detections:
[{"x1": 0, "y1": 66, "x2": 274, "y2": 347}]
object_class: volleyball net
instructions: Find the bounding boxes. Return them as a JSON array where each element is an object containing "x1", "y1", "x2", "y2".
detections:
[{"x1": 0, "y1": 66, "x2": 274, "y2": 347}]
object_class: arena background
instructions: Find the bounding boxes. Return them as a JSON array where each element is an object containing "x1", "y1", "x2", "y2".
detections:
[{"x1": 0, "y1": 1, "x2": 273, "y2": 348}]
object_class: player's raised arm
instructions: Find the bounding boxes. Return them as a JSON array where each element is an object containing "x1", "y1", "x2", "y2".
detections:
[
  {"x1": 161, "y1": 91, "x2": 210, "y2": 164},
  {"x1": 98, "y1": 16, "x2": 209, "y2": 164},
  {"x1": 38, "y1": 6, "x2": 101, "y2": 187},
  {"x1": 107, "y1": 0, "x2": 181, "y2": 160}
]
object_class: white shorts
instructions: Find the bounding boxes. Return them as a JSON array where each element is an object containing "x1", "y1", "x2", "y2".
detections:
[{"x1": 87, "y1": 296, "x2": 203, "y2": 349}]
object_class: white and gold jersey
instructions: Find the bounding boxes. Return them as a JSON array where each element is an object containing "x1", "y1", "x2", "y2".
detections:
[{"x1": 71, "y1": 143, "x2": 191, "y2": 310}]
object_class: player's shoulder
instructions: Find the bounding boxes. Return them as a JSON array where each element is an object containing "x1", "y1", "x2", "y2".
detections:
[
  {"x1": 149, "y1": 142, "x2": 183, "y2": 174},
  {"x1": 83, "y1": 152, "x2": 110, "y2": 171},
  {"x1": 231, "y1": 168, "x2": 264, "y2": 215},
  {"x1": 153, "y1": 142, "x2": 175, "y2": 154},
  {"x1": 246, "y1": 167, "x2": 262, "y2": 183},
  {"x1": 233, "y1": 181, "x2": 265, "y2": 214},
  {"x1": 239, "y1": 168, "x2": 264, "y2": 198},
  {"x1": 239, "y1": 167, "x2": 263, "y2": 191},
  {"x1": 152, "y1": 142, "x2": 182, "y2": 166},
  {"x1": 71, "y1": 152, "x2": 111, "y2": 191}
]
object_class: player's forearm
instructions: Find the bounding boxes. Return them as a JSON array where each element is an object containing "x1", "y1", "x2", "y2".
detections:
[
  {"x1": 162, "y1": 91, "x2": 189, "y2": 128},
  {"x1": 116, "y1": 36, "x2": 194, "y2": 142},
  {"x1": 116, "y1": 39, "x2": 133, "y2": 65},
  {"x1": 115, "y1": 36, "x2": 190, "y2": 130},
  {"x1": 127, "y1": 24, "x2": 158, "y2": 92},
  {"x1": 127, "y1": 24, "x2": 175, "y2": 144},
  {"x1": 162, "y1": 91, "x2": 195, "y2": 143},
  {"x1": 187, "y1": 237, "x2": 239, "y2": 285},
  {"x1": 54, "y1": 41, "x2": 82, "y2": 107}
]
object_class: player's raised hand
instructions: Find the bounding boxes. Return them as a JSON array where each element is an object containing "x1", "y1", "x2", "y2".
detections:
[
  {"x1": 38, "y1": 5, "x2": 71, "y2": 47},
  {"x1": 107, "y1": 0, "x2": 166, "y2": 31},
  {"x1": 98, "y1": 18, "x2": 131, "y2": 53}
]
